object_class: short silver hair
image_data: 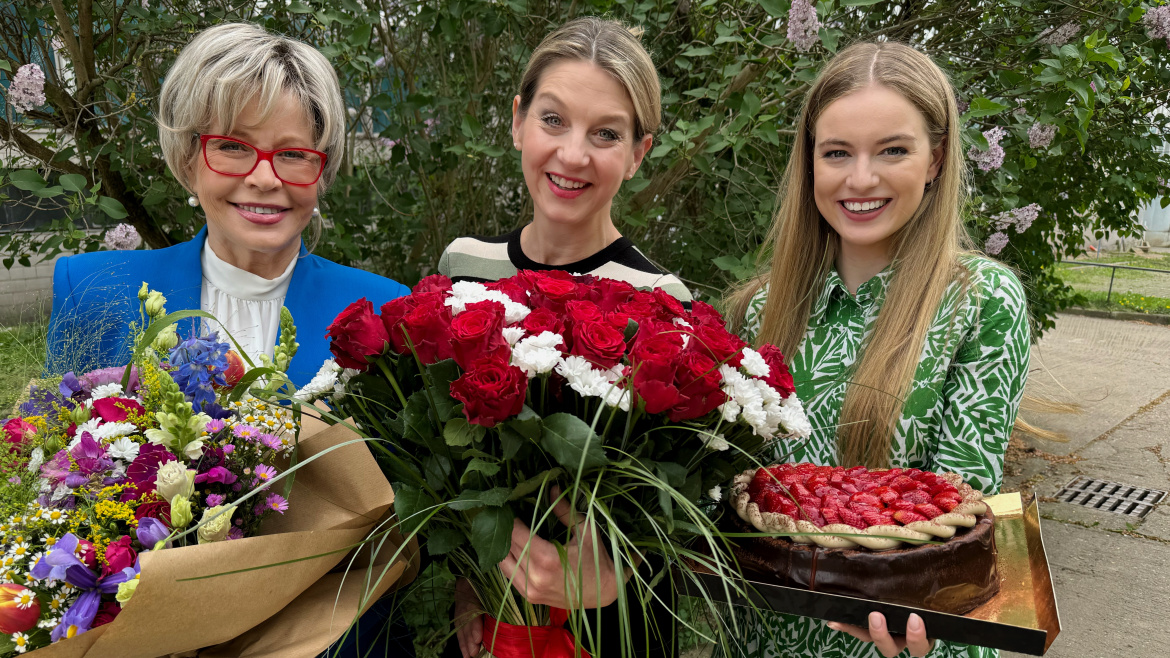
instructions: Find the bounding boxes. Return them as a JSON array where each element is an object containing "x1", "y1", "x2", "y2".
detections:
[{"x1": 158, "y1": 22, "x2": 346, "y2": 193}]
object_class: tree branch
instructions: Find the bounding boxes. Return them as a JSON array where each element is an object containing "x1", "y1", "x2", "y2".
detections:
[
  {"x1": 0, "y1": 118, "x2": 89, "y2": 177},
  {"x1": 48, "y1": 0, "x2": 88, "y2": 90}
]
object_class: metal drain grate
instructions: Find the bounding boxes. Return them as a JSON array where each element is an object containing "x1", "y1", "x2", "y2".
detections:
[{"x1": 1055, "y1": 476, "x2": 1167, "y2": 519}]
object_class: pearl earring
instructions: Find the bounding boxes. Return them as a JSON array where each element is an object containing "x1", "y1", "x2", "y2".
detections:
[
  {"x1": 312, "y1": 207, "x2": 320, "y2": 217},
  {"x1": 187, "y1": 195, "x2": 198, "y2": 207}
]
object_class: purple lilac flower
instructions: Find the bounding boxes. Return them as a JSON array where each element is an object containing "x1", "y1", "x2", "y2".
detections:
[
  {"x1": 265, "y1": 493, "x2": 289, "y2": 514},
  {"x1": 233, "y1": 424, "x2": 260, "y2": 441},
  {"x1": 9, "y1": 63, "x2": 46, "y2": 113},
  {"x1": 1028, "y1": 123, "x2": 1057, "y2": 149},
  {"x1": 985, "y1": 231, "x2": 1010, "y2": 255},
  {"x1": 787, "y1": 0, "x2": 821, "y2": 53},
  {"x1": 968, "y1": 127, "x2": 1007, "y2": 172},
  {"x1": 103, "y1": 223, "x2": 141, "y2": 250},
  {"x1": 254, "y1": 464, "x2": 277, "y2": 485},
  {"x1": 30, "y1": 533, "x2": 139, "y2": 640},
  {"x1": 168, "y1": 334, "x2": 230, "y2": 413},
  {"x1": 1038, "y1": 21, "x2": 1080, "y2": 46},
  {"x1": 136, "y1": 517, "x2": 172, "y2": 550},
  {"x1": 991, "y1": 203, "x2": 1042, "y2": 234},
  {"x1": 206, "y1": 493, "x2": 225, "y2": 507},
  {"x1": 1145, "y1": 6, "x2": 1170, "y2": 47}
]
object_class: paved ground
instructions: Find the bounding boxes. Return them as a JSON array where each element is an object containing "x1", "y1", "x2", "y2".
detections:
[{"x1": 1001, "y1": 313, "x2": 1170, "y2": 658}]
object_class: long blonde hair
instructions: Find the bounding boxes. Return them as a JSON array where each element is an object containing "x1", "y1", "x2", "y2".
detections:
[{"x1": 729, "y1": 42, "x2": 973, "y2": 468}]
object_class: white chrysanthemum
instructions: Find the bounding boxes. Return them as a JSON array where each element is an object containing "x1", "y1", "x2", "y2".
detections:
[
  {"x1": 91, "y1": 422, "x2": 137, "y2": 442},
  {"x1": 446, "y1": 282, "x2": 532, "y2": 323},
  {"x1": 502, "y1": 326, "x2": 526, "y2": 346},
  {"x1": 701, "y1": 432, "x2": 730, "y2": 451},
  {"x1": 708, "y1": 485, "x2": 723, "y2": 502},
  {"x1": 89, "y1": 383, "x2": 124, "y2": 400},
  {"x1": 555, "y1": 355, "x2": 607, "y2": 397},
  {"x1": 25, "y1": 448, "x2": 44, "y2": 474},
  {"x1": 333, "y1": 367, "x2": 361, "y2": 401},
  {"x1": 740, "y1": 347, "x2": 770, "y2": 378},
  {"x1": 108, "y1": 437, "x2": 140, "y2": 462},
  {"x1": 778, "y1": 393, "x2": 813, "y2": 439},
  {"x1": 294, "y1": 359, "x2": 341, "y2": 402},
  {"x1": 70, "y1": 420, "x2": 101, "y2": 445},
  {"x1": 598, "y1": 381, "x2": 632, "y2": 412},
  {"x1": 719, "y1": 400, "x2": 741, "y2": 423},
  {"x1": 510, "y1": 332, "x2": 564, "y2": 377}
]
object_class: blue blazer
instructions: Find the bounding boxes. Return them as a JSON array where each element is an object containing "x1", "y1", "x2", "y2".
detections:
[{"x1": 46, "y1": 227, "x2": 410, "y2": 388}]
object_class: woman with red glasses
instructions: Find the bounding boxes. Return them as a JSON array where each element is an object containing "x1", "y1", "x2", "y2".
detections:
[{"x1": 45, "y1": 22, "x2": 410, "y2": 390}]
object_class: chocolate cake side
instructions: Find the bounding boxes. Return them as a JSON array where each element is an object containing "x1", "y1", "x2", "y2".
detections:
[{"x1": 729, "y1": 509, "x2": 1000, "y2": 615}]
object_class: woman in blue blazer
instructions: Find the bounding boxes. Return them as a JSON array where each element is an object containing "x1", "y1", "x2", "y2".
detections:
[
  {"x1": 45, "y1": 22, "x2": 414, "y2": 655},
  {"x1": 45, "y1": 22, "x2": 408, "y2": 390}
]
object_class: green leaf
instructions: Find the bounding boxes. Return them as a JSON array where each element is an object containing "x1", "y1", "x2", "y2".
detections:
[
  {"x1": 287, "y1": 1, "x2": 313, "y2": 13},
  {"x1": 508, "y1": 467, "x2": 563, "y2": 501},
  {"x1": 426, "y1": 527, "x2": 465, "y2": 556},
  {"x1": 461, "y1": 114, "x2": 483, "y2": 138},
  {"x1": 964, "y1": 97, "x2": 1010, "y2": 118},
  {"x1": 740, "y1": 90, "x2": 762, "y2": 118},
  {"x1": 393, "y1": 484, "x2": 431, "y2": 535},
  {"x1": 463, "y1": 458, "x2": 501, "y2": 479},
  {"x1": 448, "y1": 487, "x2": 512, "y2": 511},
  {"x1": 757, "y1": 0, "x2": 786, "y2": 17},
  {"x1": 444, "y1": 417, "x2": 484, "y2": 447},
  {"x1": 0, "y1": 60, "x2": 10, "y2": 72},
  {"x1": 97, "y1": 196, "x2": 129, "y2": 219},
  {"x1": 842, "y1": 0, "x2": 885, "y2": 5},
  {"x1": 471, "y1": 505, "x2": 514, "y2": 572},
  {"x1": 540, "y1": 413, "x2": 609, "y2": 471},
  {"x1": 655, "y1": 462, "x2": 688, "y2": 488},
  {"x1": 59, "y1": 174, "x2": 88, "y2": 192},
  {"x1": 819, "y1": 27, "x2": 840, "y2": 54},
  {"x1": 8, "y1": 170, "x2": 46, "y2": 191},
  {"x1": 680, "y1": 46, "x2": 714, "y2": 57},
  {"x1": 1065, "y1": 79, "x2": 1093, "y2": 106}
]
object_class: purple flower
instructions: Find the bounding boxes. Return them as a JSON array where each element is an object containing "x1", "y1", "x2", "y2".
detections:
[
  {"x1": 20, "y1": 385, "x2": 71, "y2": 417},
  {"x1": 259, "y1": 433, "x2": 282, "y2": 450},
  {"x1": 103, "y1": 223, "x2": 141, "y2": 250},
  {"x1": 1028, "y1": 123, "x2": 1057, "y2": 149},
  {"x1": 1144, "y1": 6, "x2": 1170, "y2": 45},
  {"x1": 70, "y1": 432, "x2": 113, "y2": 477},
  {"x1": 253, "y1": 464, "x2": 277, "y2": 486},
  {"x1": 205, "y1": 418, "x2": 226, "y2": 434},
  {"x1": 968, "y1": 126, "x2": 1006, "y2": 172},
  {"x1": 233, "y1": 424, "x2": 260, "y2": 441},
  {"x1": 168, "y1": 334, "x2": 230, "y2": 413},
  {"x1": 194, "y1": 465, "x2": 238, "y2": 486},
  {"x1": 222, "y1": 444, "x2": 235, "y2": 454},
  {"x1": 60, "y1": 372, "x2": 84, "y2": 399},
  {"x1": 265, "y1": 493, "x2": 289, "y2": 514},
  {"x1": 32, "y1": 534, "x2": 139, "y2": 641},
  {"x1": 137, "y1": 517, "x2": 172, "y2": 550},
  {"x1": 80, "y1": 366, "x2": 140, "y2": 394},
  {"x1": 9, "y1": 63, "x2": 46, "y2": 113},
  {"x1": 206, "y1": 493, "x2": 225, "y2": 507},
  {"x1": 1038, "y1": 21, "x2": 1079, "y2": 46},
  {"x1": 985, "y1": 231, "x2": 1010, "y2": 255},
  {"x1": 787, "y1": 0, "x2": 821, "y2": 53},
  {"x1": 991, "y1": 203, "x2": 1042, "y2": 234},
  {"x1": 226, "y1": 527, "x2": 245, "y2": 540}
]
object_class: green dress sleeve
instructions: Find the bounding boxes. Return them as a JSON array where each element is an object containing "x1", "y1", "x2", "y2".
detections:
[{"x1": 931, "y1": 265, "x2": 1031, "y2": 495}]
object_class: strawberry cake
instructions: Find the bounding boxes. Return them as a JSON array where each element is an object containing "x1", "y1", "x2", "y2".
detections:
[{"x1": 729, "y1": 463, "x2": 999, "y2": 614}]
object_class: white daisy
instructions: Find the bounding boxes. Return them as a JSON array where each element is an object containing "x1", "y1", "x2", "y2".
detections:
[
  {"x1": 89, "y1": 382, "x2": 124, "y2": 399},
  {"x1": 107, "y1": 437, "x2": 140, "y2": 462},
  {"x1": 11, "y1": 631, "x2": 30, "y2": 653}
]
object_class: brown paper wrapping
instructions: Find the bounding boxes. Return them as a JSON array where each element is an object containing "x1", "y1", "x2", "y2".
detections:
[{"x1": 28, "y1": 411, "x2": 418, "y2": 658}]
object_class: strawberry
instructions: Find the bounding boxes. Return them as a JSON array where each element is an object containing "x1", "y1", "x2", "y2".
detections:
[
  {"x1": 850, "y1": 492, "x2": 882, "y2": 508},
  {"x1": 814, "y1": 485, "x2": 837, "y2": 499},
  {"x1": 935, "y1": 497, "x2": 960, "y2": 513},
  {"x1": 915, "y1": 503, "x2": 944, "y2": 519},
  {"x1": 904, "y1": 468, "x2": 923, "y2": 479},
  {"x1": 822, "y1": 506, "x2": 842, "y2": 525},
  {"x1": 797, "y1": 495, "x2": 822, "y2": 511},
  {"x1": 873, "y1": 486, "x2": 899, "y2": 504},
  {"x1": 893, "y1": 510, "x2": 928, "y2": 525},
  {"x1": 839, "y1": 507, "x2": 867, "y2": 529},
  {"x1": 845, "y1": 466, "x2": 868, "y2": 477},
  {"x1": 777, "y1": 497, "x2": 800, "y2": 517},
  {"x1": 928, "y1": 482, "x2": 957, "y2": 496},
  {"x1": 840, "y1": 482, "x2": 859, "y2": 494},
  {"x1": 805, "y1": 508, "x2": 825, "y2": 527},
  {"x1": 830, "y1": 471, "x2": 845, "y2": 484},
  {"x1": 890, "y1": 500, "x2": 917, "y2": 513},
  {"x1": 890, "y1": 476, "x2": 919, "y2": 493},
  {"x1": 758, "y1": 490, "x2": 780, "y2": 513},
  {"x1": 858, "y1": 508, "x2": 888, "y2": 527},
  {"x1": 791, "y1": 483, "x2": 812, "y2": 498},
  {"x1": 901, "y1": 489, "x2": 932, "y2": 505},
  {"x1": 795, "y1": 463, "x2": 818, "y2": 472}
]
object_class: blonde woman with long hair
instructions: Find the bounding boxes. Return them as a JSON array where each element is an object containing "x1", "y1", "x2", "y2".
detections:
[{"x1": 726, "y1": 42, "x2": 1029, "y2": 658}]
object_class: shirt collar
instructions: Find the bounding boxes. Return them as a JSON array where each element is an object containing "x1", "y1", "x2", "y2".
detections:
[{"x1": 810, "y1": 267, "x2": 893, "y2": 323}]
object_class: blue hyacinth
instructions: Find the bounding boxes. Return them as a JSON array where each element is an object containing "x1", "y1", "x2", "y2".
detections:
[{"x1": 168, "y1": 333, "x2": 230, "y2": 413}]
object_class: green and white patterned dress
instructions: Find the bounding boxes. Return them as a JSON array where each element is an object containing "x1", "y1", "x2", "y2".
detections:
[{"x1": 731, "y1": 255, "x2": 1030, "y2": 658}]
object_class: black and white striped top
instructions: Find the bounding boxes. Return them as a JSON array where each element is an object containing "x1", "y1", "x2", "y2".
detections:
[{"x1": 437, "y1": 226, "x2": 693, "y2": 302}]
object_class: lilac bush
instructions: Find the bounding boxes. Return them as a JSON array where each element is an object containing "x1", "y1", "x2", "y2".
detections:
[
  {"x1": 1028, "y1": 123, "x2": 1056, "y2": 149},
  {"x1": 8, "y1": 63, "x2": 45, "y2": 113},
  {"x1": 968, "y1": 127, "x2": 1007, "y2": 172},
  {"x1": 787, "y1": 0, "x2": 821, "y2": 53}
]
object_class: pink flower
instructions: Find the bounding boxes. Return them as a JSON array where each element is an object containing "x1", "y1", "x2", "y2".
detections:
[
  {"x1": 9, "y1": 64, "x2": 45, "y2": 113},
  {"x1": 232, "y1": 425, "x2": 260, "y2": 441},
  {"x1": 1144, "y1": 6, "x2": 1170, "y2": 45},
  {"x1": 265, "y1": 493, "x2": 289, "y2": 514},
  {"x1": 253, "y1": 464, "x2": 277, "y2": 486},
  {"x1": 1038, "y1": 21, "x2": 1079, "y2": 46},
  {"x1": 787, "y1": 0, "x2": 821, "y2": 52},
  {"x1": 1028, "y1": 123, "x2": 1056, "y2": 149},
  {"x1": 206, "y1": 493, "x2": 225, "y2": 507},
  {"x1": 103, "y1": 224, "x2": 141, "y2": 251},
  {"x1": 968, "y1": 127, "x2": 1006, "y2": 172},
  {"x1": 985, "y1": 231, "x2": 1010, "y2": 255}
]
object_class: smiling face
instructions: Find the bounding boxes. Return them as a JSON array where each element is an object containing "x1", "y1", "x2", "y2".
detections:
[
  {"x1": 812, "y1": 84, "x2": 945, "y2": 263},
  {"x1": 190, "y1": 92, "x2": 319, "y2": 276},
  {"x1": 512, "y1": 59, "x2": 652, "y2": 231}
]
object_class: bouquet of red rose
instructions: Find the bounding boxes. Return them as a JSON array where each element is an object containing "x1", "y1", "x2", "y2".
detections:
[{"x1": 315, "y1": 270, "x2": 812, "y2": 656}]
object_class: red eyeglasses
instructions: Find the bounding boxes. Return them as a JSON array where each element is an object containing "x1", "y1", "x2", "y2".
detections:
[{"x1": 199, "y1": 134, "x2": 328, "y2": 186}]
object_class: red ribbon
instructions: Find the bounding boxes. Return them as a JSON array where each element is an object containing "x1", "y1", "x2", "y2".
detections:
[{"x1": 481, "y1": 608, "x2": 592, "y2": 658}]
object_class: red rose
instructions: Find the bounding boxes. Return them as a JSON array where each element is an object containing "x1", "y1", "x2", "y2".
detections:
[
  {"x1": 570, "y1": 321, "x2": 628, "y2": 369},
  {"x1": 92, "y1": 602, "x2": 122, "y2": 628},
  {"x1": 327, "y1": 298, "x2": 390, "y2": 370},
  {"x1": 2, "y1": 418, "x2": 36, "y2": 452},
  {"x1": 450, "y1": 301, "x2": 508, "y2": 370},
  {"x1": 688, "y1": 300, "x2": 726, "y2": 327},
  {"x1": 689, "y1": 324, "x2": 746, "y2": 368},
  {"x1": 521, "y1": 307, "x2": 564, "y2": 336},
  {"x1": 133, "y1": 496, "x2": 172, "y2": 526},
  {"x1": 758, "y1": 344, "x2": 797, "y2": 398},
  {"x1": 101, "y1": 535, "x2": 137, "y2": 578},
  {"x1": 529, "y1": 276, "x2": 577, "y2": 311},
  {"x1": 413, "y1": 274, "x2": 453, "y2": 294},
  {"x1": 630, "y1": 330, "x2": 684, "y2": 414},
  {"x1": 380, "y1": 297, "x2": 413, "y2": 355},
  {"x1": 450, "y1": 356, "x2": 529, "y2": 428},
  {"x1": 591, "y1": 278, "x2": 637, "y2": 311},
  {"x1": 400, "y1": 292, "x2": 455, "y2": 364},
  {"x1": 486, "y1": 278, "x2": 530, "y2": 304},
  {"x1": 619, "y1": 294, "x2": 659, "y2": 324},
  {"x1": 652, "y1": 289, "x2": 686, "y2": 320},
  {"x1": 91, "y1": 397, "x2": 146, "y2": 424},
  {"x1": 670, "y1": 350, "x2": 727, "y2": 422},
  {"x1": 565, "y1": 301, "x2": 603, "y2": 326}
]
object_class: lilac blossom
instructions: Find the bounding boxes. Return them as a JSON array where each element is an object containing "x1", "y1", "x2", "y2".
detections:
[
  {"x1": 985, "y1": 231, "x2": 1010, "y2": 255},
  {"x1": 991, "y1": 203, "x2": 1042, "y2": 234},
  {"x1": 787, "y1": 0, "x2": 821, "y2": 53},
  {"x1": 9, "y1": 63, "x2": 46, "y2": 113},
  {"x1": 1145, "y1": 6, "x2": 1170, "y2": 47},
  {"x1": 968, "y1": 127, "x2": 1007, "y2": 172},
  {"x1": 1028, "y1": 123, "x2": 1057, "y2": 149},
  {"x1": 103, "y1": 223, "x2": 142, "y2": 250},
  {"x1": 1038, "y1": 21, "x2": 1080, "y2": 46}
]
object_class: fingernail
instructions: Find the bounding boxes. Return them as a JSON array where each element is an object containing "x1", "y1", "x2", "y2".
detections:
[
  {"x1": 869, "y1": 612, "x2": 884, "y2": 630},
  {"x1": 826, "y1": 622, "x2": 839, "y2": 631},
  {"x1": 908, "y1": 613, "x2": 922, "y2": 631}
]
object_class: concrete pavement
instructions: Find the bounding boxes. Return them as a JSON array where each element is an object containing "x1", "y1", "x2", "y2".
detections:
[{"x1": 1002, "y1": 313, "x2": 1170, "y2": 658}]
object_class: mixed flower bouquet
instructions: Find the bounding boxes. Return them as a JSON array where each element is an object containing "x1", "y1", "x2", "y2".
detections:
[
  {"x1": 0, "y1": 286, "x2": 415, "y2": 658},
  {"x1": 312, "y1": 270, "x2": 812, "y2": 655}
]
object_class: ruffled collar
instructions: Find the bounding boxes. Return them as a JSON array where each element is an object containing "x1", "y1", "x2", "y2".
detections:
[{"x1": 200, "y1": 244, "x2": 296, "y2": 301}]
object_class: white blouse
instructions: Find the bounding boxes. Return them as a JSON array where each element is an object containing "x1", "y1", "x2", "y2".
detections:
[{"x1": 200, "y1": 245, "x2": 296, "y2": 363}]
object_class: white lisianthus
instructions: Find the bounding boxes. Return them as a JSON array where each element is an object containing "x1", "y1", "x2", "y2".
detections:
[
  {"x1": 108, "y1": 437, "x2": 140, "y2": 462},
  {"x1": 155, "y1": 461, "x2": 196, "y2": 502},
  {"x1": 196, "y1": 505, "x2": 237, "y2": 544},
  {"x1": 740, "y1": 347, "x2": 770, "y2": 378},
  {"x1": 501, "y1": 326, "x2": 526, "y2": 346},
  {"x1": 700, "y1": 432, "x2": 730, "y2": 451},
  {"x1": 510, "y1": 332, "x2": 564, "y2": 377},
  {"x1": 89, "y1": 383, "x2": 124, "y2": 400},
  {"x1": 294, "y1": 359, "x2": 341, "y2": 403},
  {"x1": 708, "y1": 485, "x2": 723, "y2": 502}
]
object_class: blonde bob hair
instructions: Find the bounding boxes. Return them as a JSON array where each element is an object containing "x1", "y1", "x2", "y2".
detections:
[
  {"x1": 729, "y1": 42, "x2": 974, "y2": 468},
  {"x1": 157, "y1": 22, "x2": 346, "y2": 194},
  {"x1": 518, "y1": 16, "x2": 661, "y2": 139}
]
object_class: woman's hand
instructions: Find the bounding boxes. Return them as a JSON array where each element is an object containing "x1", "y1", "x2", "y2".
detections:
[
  {"x1": 497, "y1": 488, "x2": 629, "y2": 609},
  {"x1": 453, "y1": 577, "x2": 484, "y2": 658},
  {"x1": 827, "y1": 612, "x2": 935, "y2": 657}
]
